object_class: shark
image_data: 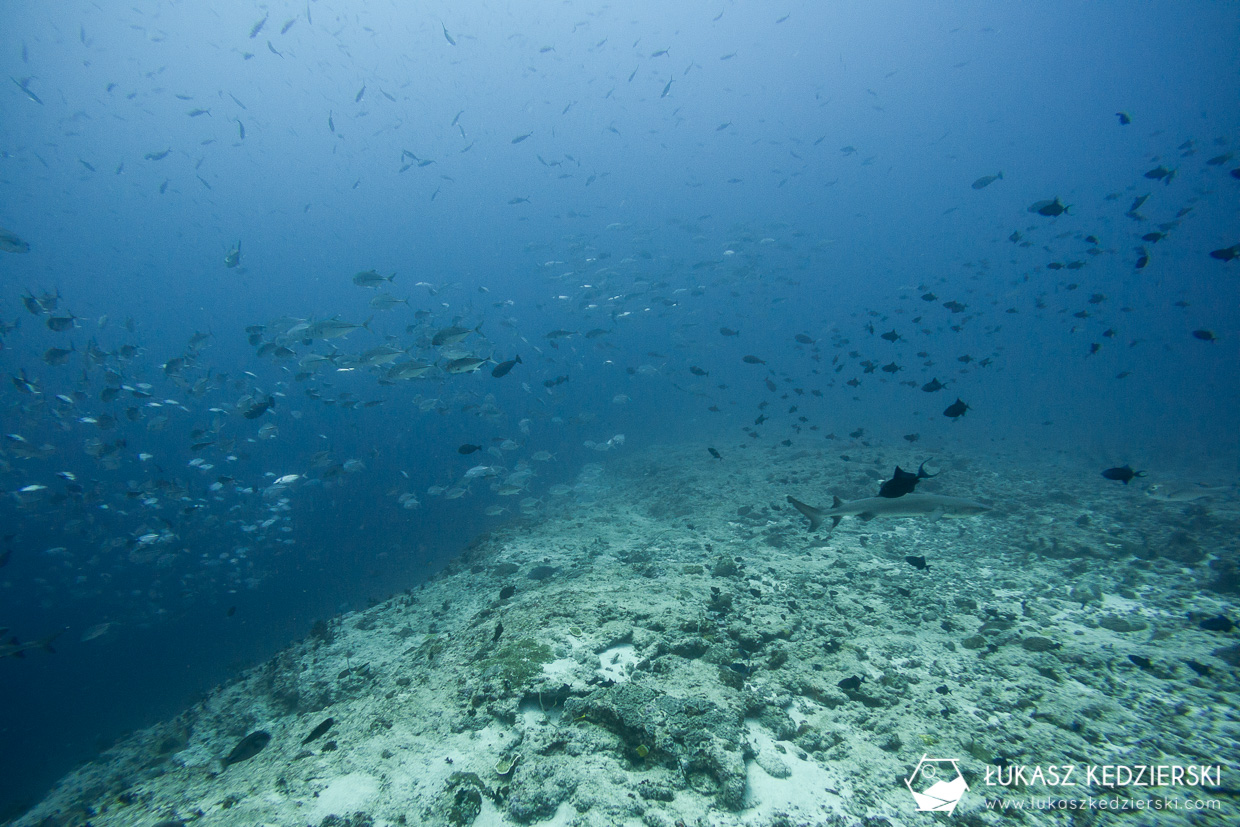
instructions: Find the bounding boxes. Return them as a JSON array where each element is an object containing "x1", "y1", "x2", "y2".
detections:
[
  {"x1": 787, "y1": 493, "x2": 990, "y2": 531},
  {"x1": 0, "y1": 627, "x2": 64, "y2": 659}
]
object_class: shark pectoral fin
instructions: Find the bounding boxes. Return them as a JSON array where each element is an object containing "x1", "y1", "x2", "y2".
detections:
[
  {"x1": 928, "y1": 507, "x2": 946, "y2": 523},
  {"x1": 858, "y1": 512, "x2": 876, "y2": 522},
  {"x1": 830, "y1": 516, "x2": 842, "y2": 529},
  {"x1": 787, "y1": 495, "x2": 824, "y2": 532}
]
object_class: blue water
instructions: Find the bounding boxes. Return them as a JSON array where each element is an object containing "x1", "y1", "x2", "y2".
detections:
[{"x1": 1, "y1": 0, "x2": 1237, "y2": 817}]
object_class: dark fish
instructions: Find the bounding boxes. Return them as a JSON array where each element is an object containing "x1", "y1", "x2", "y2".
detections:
[
  {"x1": 880, "y1": 329, "x2": 900, "y2": 343},
  {"x1": 441, "y1": 23, "x2": 456, "y2": 46},
  {"x1": 880, "y1": 362, "x2": 901, "y2": 374},
  {"x1": 660, "y1": 78, "x2": 673, "y2": 97},
  {"x1": 943, "y1": 398, "x2": 969, "y2": 418},
  {"x1": 1209, "y1": 244, "x2": 1240, "y2": 262},
  {"x1": 971, "y1": 171, "x2": 1002, "y2": 189},
  {"x1": 689, "y1": 366, "x2": 708, "y2": 376},
  {"x1": 144, "y1": 149, "x2": 171, "y2": 161},
  {"x1": 224, "y1": 731, "x2": 271, "y2": 765},
  {"x1": 511, "y1": 132, "x2": 532, "y2": 144},
  {"x1": 1116, "y1": 111, "x2": 1131, "y2": 125},
  {"x1": 1192, "y1": 330, "x2": 1217, "y2": 343},
  {"x1": 921, "y1": 378, "x2": 944, "y2": 393},
  {"x1": 1028, "y1": 197, "x2": 1069, "y2": 217},
  {"x1": 1101, "y1": 465, "x2": 1145, "y2": 484},
  {"x1": 942, "y1": 300, "x2": 967, "y2": 313},
  {"x1": 242, "y1": 395, "x2": 275, "y2": 419},
  {"x1": 837, "y1": 675, "x2": 864, "y2": 692},
  {"x1": 1200, "y1": 616, "x2": 1234, "y2": 633},
  {"x1": 0, "y1": 227, "x2": 30, "y2": 254},
  {"x1": 1144, "y1": 165, "x2": 1175, "y2": 182},
  {"x1": 794, "y1": 333, "x2": 815, "y2": 344},
  {"x1": 457, "y1": 444, "x2": 482, "y2": 455},
  {"x1": 707, "y1": 447, "x2": 721, "y2": 460},
  {"x1": 249, "y1": 14, "x2": 268, "y2": 38},
  {"x1": 491, "y1": 354, "x2": 521, "y2": 378},
  {"x1": 742, "y1": 355, "x2": 765, "y2": 364},
  {"x1": 355, "y1": 85, "x2": 366, "y2": 103},
  {"x1": 904, "y1": 555, "x2": 929, "y2": 570},
  {"x1": 878, "y1": 462, "x2": 937, "y2": 499},
  {"x1": 1134, "y1": 248, "x2": 1150, "y2": 269},
  {"x1": 43, "y1": 346, "x2": 74, "y2": 366},
  {"x1": 719, "y1": 327, "x2": 740, "y2": 336},
  {"x1": 1128, "y1": 654, "x2": 1153, "y2": 670},
  {"x1": 301, "y1": 718, "x2": 335, "y2": 744}
]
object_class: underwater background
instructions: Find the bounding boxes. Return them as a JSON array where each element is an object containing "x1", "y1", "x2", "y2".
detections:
[{"x1": 1, "y1": 0, "x2": 1237, "y2": 818}]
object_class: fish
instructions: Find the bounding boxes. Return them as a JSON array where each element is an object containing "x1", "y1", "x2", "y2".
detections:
[
  {"x1": 971, "y1": 172, "x2": 1002, "y2": 189},
  {"x1": 943, "y1": 398, "x2": 969, "y2": 418},
  {"x1": 328, "y1": 111, "x2": 335, "y2": 132},
  {"x1": 786, "y1": 493, "x2": 990, "y2": 531},
  {"x1": 921, "y1": 378, "x2": 945, "y2": 393},
  {"x1": 368, "y1": 293, "x2": 408, "y2": 310},
  {"x1": 224, "y1": 241, "x2": 241, "y2": 268},
  {"x1": 708, "y1": 447, "x2": 722, "y2": 460},
  {"x1": 742, "y1": 355, "x2": 766, "y2": 364},
  {"x1": 1209, "y1": 244, "x2": 1239, "y2": 262},
  {"x1": 431, "y1": 324, "x2": 480, "y2": 347},
  {"x1": 307, "y1": 318, "x2": 368, "y2": 339},
  {"x1": 1144, "y1": 165, "x2": 1175, "y2": 182},
  {"x1": 0, "y1": 628, "x2": 64, "y2": 659},
  {"x1": 224, "y1": 731, "x2": 270, "y2": 766},
  {"x1": 0, "y1": 227, "x2": 30, "y2": 254},
  {"x1": 352, "y1": 269, "x2": 394, "y2": 287},
  {"x1": 249, "y1": 14, "x2": 268, "y2": 38},
  {"x1": 1145, "y1": 482, "x2": 1230, "y2": 502},
  {"x1": 837, "y1": 675, "x2": 864, "y2": 692},
  {"x1": 878, "y1": 462, "x2": 938, "y2": 498},
  {"x1": 1200, "y1": 616, "x2": 1234, "y2": 633},
  {"x1": 11, "y1": 75, "x2": 43, "y2": 104},
  {"x1": 689, "y1": 366, "x2": 708, "y2": 376},
  {"x1": 719, "y1": 327, "x2": 740, "y2": 336},
  {"x1": 441, "y1": 22, "x2": 456, "y2": 45},
  {"x1": 43, "y1": 346, "x2": 74, "y2": 366},
  {"x1": 491, "y1": 354, "x2": 522, "y2": 378},
  {"x1": 880, "y1": 329, "x2": 901, "y2": 343},
  {"x1": 458, "y1": 444, "x2": 482, "y2": 455},
  {"x1": 355, "y1": 85, "x2": 366, "y2": 103},
  {"x1": 660, "y1": 78, "x2": 673, "y2": 98},
  {"x1": 187, "y1": 108, "x2": 210, "y2": 117},
  {"x1": 302, "y1": 718, "x2": 334, "y2": 744},
  {"x1": 1116, "y1": 111, "x2": 1131, "y2": 125},
  {"x1": 242, "y1": 395, "x2": 275, "y2": 419},
  {"x1": 904, "y1": 555, "x2": 929, "y2": 570},
  {"x1": 1101, "y1": 465, "x2": 1145, "y2": 484},
  {"x1": 511, "y1": 132, "x2": 533, "y2": 144},
  {"x1": 1192, "y1": 330, "x2": 1217, "y2": 343},
  {"x1": 1028, "y1": 197, "x2": 1069, "y2": 217},
  {"x1": 144, "y1": 149, "x2": 171, "y2": 161},
  {"x1": 443, "y1": 357, "x2": 488, "y2": 375}
]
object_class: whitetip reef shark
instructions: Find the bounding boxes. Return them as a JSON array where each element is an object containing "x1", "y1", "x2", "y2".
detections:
[{"x1": 787, "y1": 493, "x2": 990, "y2": 531}]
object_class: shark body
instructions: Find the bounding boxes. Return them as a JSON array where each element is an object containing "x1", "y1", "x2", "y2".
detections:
[{"x1": 787, "y1": 493, "x2": 990, "y2": 531}]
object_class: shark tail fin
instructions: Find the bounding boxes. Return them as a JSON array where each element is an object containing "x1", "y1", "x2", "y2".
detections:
[
  {"x1": 917, "y1": 461, "x2": 939, "y2": 479},
  {"x1": 787, "y1": 495, "x2": 824, "y2": 532}
]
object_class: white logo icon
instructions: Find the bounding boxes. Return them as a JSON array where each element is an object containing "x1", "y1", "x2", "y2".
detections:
[{"x1": 905, "y1": 754, "x2": 969, "y2": 814}]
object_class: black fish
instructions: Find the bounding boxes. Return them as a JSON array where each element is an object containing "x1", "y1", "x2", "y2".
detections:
[
  {"x1": 837, "y1": 675, "x2": 864, "y2": 692},
  {"x1": 689, "y1": 365, "x2": 708, "y2": 376},
  {"x1": 301, "y1": 718, "x2": 335, "y2": 744},
  {"x1": 458, "y1": 444, "x2": 482, "y2": 455},
  {"x1": 242, "y1": 395, "x2": 275, "y2": 419},
  {"x1": 1199, "y1": 616, "x2": 1233, "y2": 633},
  {"x1": 921, "y1": 378, "x2": 944, "y2": 393},
  {"x1": 878, "y1": 462, "x2": 937, "y2": 498},
  {"x1": 707, "y1": 447, "x2": 722, "y2": 460},
  {"x1": 1209, "y1": 244, "x2": 1239, "y2": 262},
  {"x1": 742, "y1": 355, "x2": 765, "y2": 364},
  {"x1": 224, "y1": 730, "x2": 271, "y2": 766},
  {"x1": 943, "y1": 398, "x2": 969, "y2": 418},
  {"x1": 1192, "y1": 330, "x2": 1217, "y2": 343},
  {"x1": 491, "y1": 354, "x2": 522, "y2": 377},
  {"x1": 719, "y1": 327, "x2": 740, "y2": 336},
  {"x1": 1116, "y1": 111, "x2": 1131, "y2": 125},
  {"x1": 904, "y1": 555, "x2": 929, "y2": 570},
  {"x1": 1101, "y1": 465, "x2": 1145, "y2": 484},
  {"x1": 1028, "y1": 197, "x2": 1069, "y2": 217},
  {"x1": 880, "y1": 329, "x2": 901, "y2": 342},
  {"x1": 1128, "y1": 654, "x2": 1153, "y2": 670}
]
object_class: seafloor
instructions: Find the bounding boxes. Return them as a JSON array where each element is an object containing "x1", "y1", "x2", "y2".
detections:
[{"x1": 13, "y1": 441, "x2": 1240, "y2": 827}]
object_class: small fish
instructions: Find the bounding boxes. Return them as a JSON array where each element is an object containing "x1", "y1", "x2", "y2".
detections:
[
  {"x1": 971, "y1": 171, "x2": 1002, "y2": 189},
  {"x1": 719, "y1": 327, "x2": 740, "y2": 336},
  {"x1": 355, "y1": 85, "x2": 366, "y2": 103},
  {"x1": 491, "y1": 354, "x2": 522, "y2": 378},
  {"x1": 249, "y1": 14, "x2": 268, "y2": 38},
  {"x1": 511, "y1": 132, "x2": 532, "y2": 144},
  {"x1": 1144, "y1": 165, "x2": 1175, "y2": 182},
  {"x1": 11, "y1": 76, "x2": 43, "y2": 104},
  {"x1": 187, "y1": 108, "x2": 210, "y2": 117},
  {"x1": 742, "y1": 355, "x2": 765, "y2": 364},
  {"x1": 707, "y1": 447, "x2": 722, "y2": 460},
  {"x1": 904, "y1": 555, "x2": 929, "y2": 570},
  {"x1": 921, "y1": 378, "x2": 945, "y2": 393},
  {"x1": 1101, "y1": 465, "x2": 1145, "y2": 484},
  {"x1": 787, "y1": 493, "x2": 989, "y2": 531},
  {"x1": 224, "y1": 241, "x2": 241, "y2": 268},
  {"x1": 660, "y1": 78, "x2": 673, "y2": 98},
  {"x1": 458, "y1": 444, "x2": 482, "y2": 455},
  {"x1": 689, "y1": 366, "x2": 708, "y2": 376},
  {"x1": 880, "y1": 329, "x2": 901, "y2": 343},
  {"x1": 1191, "y1": 329, "x2": 1217, "y2": 343},
  {"x1": 242, "y1": 395, "x2": 275, "y2": 419},
  {"x1": 1116, "y1": 111, "x2": 1131, "y2": 125},
  {"x1": 0, "y1": 227, "x2": 30, "y2": 254},
  {"x1": 1028, "y1": 197, "x2": 1069, "y2": 217},
  {"x1": 441, "y1": 23, "x2": 456, "y2": 46},
  {"x1": 224, "y1": 731, "x2": 270, "y2": 766},
  {"x1": 878, "y1": 462, "x2": 937, "y2": 499},
  {"x1": 837, "y1": 675, "x2": 864, "y2": 692},
  {"x1": 943, "y1": 398, "x2": 969, "y2": 418},
  {"x1": 144, "y1": 148, "x2": 171, "y2": 161},
  {"x1": 281, "y1": 18, "x2": 296, "y2": 35},
  {"x1": 352, "y1": 269, "x2": 394, "y2": 287},
  {"x1": 1200, "y1": 616, "x2": 1234, "y2": 633},
  {"x1": 302, "y1": 718, "x2": 334, "y2": 744},
  {"x1": 1209, "y1": 244, "x2": 1239, "y2": 262}
]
